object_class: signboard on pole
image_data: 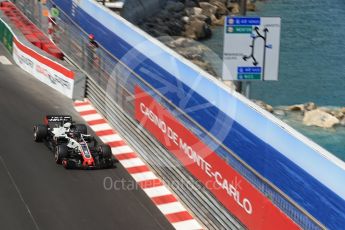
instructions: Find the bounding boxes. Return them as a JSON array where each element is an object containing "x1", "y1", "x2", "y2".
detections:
[
  {"x1": 222, "y1": 16, "x2": 281, "y2": 81},
  {"x1": 0, "y1": 19, "x2": 13, "y2": 54}
]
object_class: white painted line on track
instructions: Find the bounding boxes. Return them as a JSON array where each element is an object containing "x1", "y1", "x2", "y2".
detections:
[
  {"x1": 143, "y1": 185, "x2": 172, "y2": 198},
  {"x1": 82, "y1": 113, "x2": 103, "y2": 122},
  {"x1": 111, "y1": 146, "x2": 133, "y2": 155},
  {"x1": 157, "y1": 202, "x2": 187, "y2": 215},
  {"x1": 74, "y1": 104, "x2": 95, "y2": 112},
  {"x1": 99, "y1": 134, "x2": 122, "y2": 143},
  {"x1": 131, "y1": 172, "x2": 158, "y2": 182},
  {"x1": 172, "y1": 219, "x2": 203, "y2": 230},
  {"x1": 89, "y1": 123, "x2": 113, "y2": 132},
  {"x1": 119, "y1": 158, "x2": 145, "y2": 168}
]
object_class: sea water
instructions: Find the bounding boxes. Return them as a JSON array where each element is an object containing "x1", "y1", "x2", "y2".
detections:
[{"x1": 201, "y1": 0, "x2": 345, "y2": 162}]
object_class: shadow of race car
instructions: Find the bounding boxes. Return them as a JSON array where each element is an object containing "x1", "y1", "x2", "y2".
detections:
[{"x1": 33, "y1": 115, "x2": 116, "y2": 169}]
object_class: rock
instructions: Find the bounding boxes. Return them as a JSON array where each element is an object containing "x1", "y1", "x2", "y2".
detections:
[
  {"x1": 213, "y1": 15, "x2": 226, "y2": 26},
  {"x1": 156, "y1": 9, "x2": 171, "y2": 20},
  {"x1": 190, "y1": 59, "x2": 218, "y2": 76},
  {"x1": 184, "y1": 19, "x2": 212, "y2": 40},
  {"x1": 228, "y1": 3, "x2": 240, "y2": 14},
  {"x1": 185, "y1": 0, "x2": 198, "y2": 8},
  {"x1": 199, "y1": 2, "x2": 218, "y2": 17},
  {"x1": 172, "y1": 11, "x2": 185, "y2": 20},
  {"x1": 223, "y1": 80, "x2": 236, "y2": 90},
  {"x1": 165, "y1": 20, "x2": 185, "y2": 36},
  {"x1": 185, "y1": 8, "x2": 193, "y2": 17},
  {"x1": 247, "y1": 2, "x2": 256, "y2": 11},
  {"x1": 340, "y1": 107, "x2": 345, "y2": 114},
  {"x1": 330, "y1": 110, "x2": 344, "y2": 120},
  {"x1": 175, "y1": 46, "x2": 204, "y2": 61},
  {"x1": 184, "y1": 26, "x2": 197, "y2": 39},
  {"x1": 210, "y1": 14, "x2": 218, "y2": 25},
  {"x1": 273, "y1": 110, "x2": 286, "y2": 116},
  {"x1": 210, "y1": 0, "x2": 227, "y2": 4},
  {"x1": 340, "y1": 118, "x2": 345, "y2": 126},
  {"x1": 157, "y1": 36, "x2": 174, "y2": 45},
  {"x1": 145, "y1": 28, "x2": 168, "y2": 37},
  {"x1": 318, "y1": 107, "x2": 332, "y2": 114},
  {"x1": 190, "y1": 14, "x2": 212, "y2": 25},
  {"x1": 165, "y1": 1, "x2": 185, "y2": 12},
  {"x1": 303, "y1": 109, "x2": 339, "y2": 128},
  {"x1": 266, "y1": 104, "x2": 274, "y2": 113},
  {"x1": 253, "y1": 100, "x2": 273, "y2": 113},
  {"x1": 169, "y1": 37, "x2": 195, "y2": 48},
  {"x1": 193, "y1": 7, "x2": 203, "y2": 16},
  {"x1": 182, "y1": 16, "x2": 190, "y2": 23},
  {"x1": 287, "y1": 104, "x2": 305, "y2": 111},
  {"x1": 304, "y1": 102, "x2": 317, "y2": 111},
  {"x1": 210, "y1": 0, "x2": 229, "y2": 17}
]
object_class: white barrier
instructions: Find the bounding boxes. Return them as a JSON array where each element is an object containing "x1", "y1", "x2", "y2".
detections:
[{"x1": 0, "y1": 16, "x2": 84, "y2": 99}]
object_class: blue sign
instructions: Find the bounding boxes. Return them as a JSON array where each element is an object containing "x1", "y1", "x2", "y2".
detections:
[
  {"x1": 238, "y1": 67, "x2": 262, "y2": 74},
  {"x1": 227, "y1": 17, "x2": 261, "y2": 26}
]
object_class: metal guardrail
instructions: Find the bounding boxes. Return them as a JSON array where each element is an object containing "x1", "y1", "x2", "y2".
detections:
[
  {"x1": 86, "y1": 76, "x2": 243, "y2": 230},
  {"x1": 14, "y1": 1, "x2": 326, "y2": 229}
]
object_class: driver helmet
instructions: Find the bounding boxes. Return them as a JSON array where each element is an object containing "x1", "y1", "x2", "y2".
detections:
[
  {"x1": 63, "y1": 122, "x2": 71, "y2": 130},
  {"x1": 89, "y1": 34, "x2": 95, "y2": 41}
]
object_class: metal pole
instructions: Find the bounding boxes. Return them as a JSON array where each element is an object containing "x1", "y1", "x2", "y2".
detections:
[
  {"x1": 239, "y1": 0, "x2": 252, "y2": 98},
  {"x1": 240, "y1": 0, "x2": 247, "y2": 16}
]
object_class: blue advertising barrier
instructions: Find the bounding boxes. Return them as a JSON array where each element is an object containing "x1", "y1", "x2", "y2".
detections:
[{"x1": 51, "y1": 0, "x2": 345, "y2": 228}]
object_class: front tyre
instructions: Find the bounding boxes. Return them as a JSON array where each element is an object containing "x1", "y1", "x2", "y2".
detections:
[
  {"x1": 55, "y1": 144, "x2": 68, "y2": 164},
  {"x1": 62, "y1": 159, "x2": 76, "y2": 169},
  {"x1": 33, "y1": 125, "x2": 48, "y2": 142}
]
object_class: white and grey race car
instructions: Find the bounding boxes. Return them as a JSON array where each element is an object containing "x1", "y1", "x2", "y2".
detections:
[{"x1": 34, "y1": 115, "x2": 116, "y2": 169}]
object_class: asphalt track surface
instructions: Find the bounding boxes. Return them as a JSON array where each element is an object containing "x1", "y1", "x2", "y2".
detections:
[{"x1": 0, "y1": 45, "x2": 173, "y2": 230}]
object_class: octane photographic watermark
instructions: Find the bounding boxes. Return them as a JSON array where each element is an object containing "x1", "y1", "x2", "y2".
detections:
[
  {"x1": 103, "y1": 176, "x2": 222, "y2": 192},
  {"x1": 104, "y1": 35, "x2": 238, "y2": 168},
  {"x1": 103, "y1": 175, "x2": 252, "y2": 215}
]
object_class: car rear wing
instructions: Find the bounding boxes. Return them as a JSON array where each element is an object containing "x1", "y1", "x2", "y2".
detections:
[{"x1": 44, "y1": 115, "x2": 72, "y2": 124}]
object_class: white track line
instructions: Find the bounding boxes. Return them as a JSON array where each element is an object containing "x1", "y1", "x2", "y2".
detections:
[
  {"x1": 99, "y1": 134, "x2": 122, "y2": 143},
  {"x1": 157, "y1": 202, "x2": 187, "y2": 215},
  {"x1": 143, "y1": 185, "x2": 172, "y2": 198},
  {"x1": 119, "y1": 158, "x2": 145, "y2": 168},
  {"x1": 111, "y1": 146, "x2": 133, "y2": 155},
  {"x1": 172, "y1": 219, "x2": 203, "y2": 230},
  {"x1": 143, "y1": 185, "x2": 171, "y2": 198},
  {"x1": 89, "y1": 123, "x2": 113, "y2": 132},
  {"x1": 82, "y1": 113, "x2": 103, "y2": 122},
  {"x1": 131, "y1": 172, "x2": 158, "y2": 182},
  {"x1": 74, "y1": 104, "x2": 95, "y2": 112}
]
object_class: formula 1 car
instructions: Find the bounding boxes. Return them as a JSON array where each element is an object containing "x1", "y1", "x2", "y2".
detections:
[{"x1": 33, "y1": 115, "x2": 115, "y2": 169}]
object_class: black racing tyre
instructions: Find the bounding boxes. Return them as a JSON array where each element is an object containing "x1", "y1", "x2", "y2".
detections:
[
  {"x1": 33, "y1": 125, "x2": 48, "y2": 142},
  {"x1": 75, "y1": 124, "x2": 87, "y2": 134},
  {"x1": 98, "y1": 144, "x2": 112, "y2": 158},
  {"x1": 63, "y1": 160, "x2": 76, "y2": 169},
  {"x1": 55, "y1": 144, "x2": 68, "y2": 164}
]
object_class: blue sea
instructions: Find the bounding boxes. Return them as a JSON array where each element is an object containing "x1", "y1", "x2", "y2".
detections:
[{"x1": 201, "y1": 0, "x2": 345, "y2": 162}]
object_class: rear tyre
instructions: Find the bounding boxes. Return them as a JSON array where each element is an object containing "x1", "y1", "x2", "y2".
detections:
[
  {"x1": 98, "y1": 144, "x2": 112, "y2": 158},
  {"x1": 33, "y1": 125, "x2": 48, "y2": 142},
  {"x1": 75, "y1": 124, "x2": 87, "y2": 134},
  {"x1": 63, "y1": 159, "x2": 76, "y2": 169},
  {"x1": 55, "y1": 144, "x2": 68, "y2": 164}
]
